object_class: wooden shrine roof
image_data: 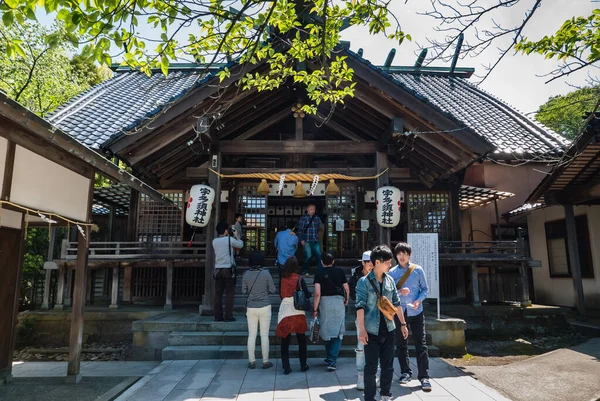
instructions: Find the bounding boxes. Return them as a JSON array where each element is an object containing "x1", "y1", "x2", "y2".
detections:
[
  {"x1": 526, "y1": 115, "x2": 600, "y2": 205},
  {"x1": 459, "y1": 185, "x2": 514, "y2": 210}
]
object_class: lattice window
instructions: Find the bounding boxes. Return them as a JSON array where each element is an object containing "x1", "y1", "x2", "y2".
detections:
[
  {"x1": 237, "y1": 185, "x2": 267, "y2": 251},
  {"x1": 326, "y1": 185, "x2": 357, "y2": 256},
  {"x1": 137, "y1": 192, "x2": 183, "y2": 242},
  {"x1": 407, "y1": 191, "x2": 452, "y2": 241}
]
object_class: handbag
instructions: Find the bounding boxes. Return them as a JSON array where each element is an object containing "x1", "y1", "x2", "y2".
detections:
[
  {"x1": 293, "y1": 276, "x2": 312, "y2": 311},
  {"x1": 212, "y1": 235, "x2": 237, "y2": 280},
  {"x1": 310, "y1": 317, "x2": 320, "y2": 343},
  {"x1": 368, "y1": 277, "x2": 397, "y2": 321}
]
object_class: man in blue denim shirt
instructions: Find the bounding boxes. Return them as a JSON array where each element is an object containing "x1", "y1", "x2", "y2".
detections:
[
  {"x1": 356, "y1": 245, "x2": 408, "y2": 401},
  {"x1": 388, "y1": 242, "x2": 431, "y2": 392}
]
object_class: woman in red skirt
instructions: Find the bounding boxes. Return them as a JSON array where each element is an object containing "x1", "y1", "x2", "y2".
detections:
[{"x1": 276, "y1": 256, "x2": 310, "y2": 374}]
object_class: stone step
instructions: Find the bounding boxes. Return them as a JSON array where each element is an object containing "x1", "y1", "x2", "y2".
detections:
[
  {"x1": 162, "y1": 344, "x2": 440, "y2": 360},
  {"x1": 167, "y1": 331, "x2": 433, "y2": 347},
  {"x1": 196, "y1": 317, "x2": 361, "y2": 332}
]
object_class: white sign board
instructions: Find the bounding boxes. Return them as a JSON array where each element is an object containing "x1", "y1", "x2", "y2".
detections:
[
  {"x1": 407, "y1": 233, "x2": 440, "y2": 318},
  {"x1": 336, "y1": 219, "x2": 345, "y2": 232}
]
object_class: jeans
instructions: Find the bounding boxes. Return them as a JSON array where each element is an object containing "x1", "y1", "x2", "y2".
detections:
[
  {"x1": 325, "y1": 337, "x2": 342, "y2": 364},
  {"x1": 356, "y1": 329, "x2": 365, "y2": 372},
  {"x1": 281, "y1": 333, "x2": 307, "y2": 371},
  {"x1": 395, "y1": 312, "x2": 429, "y2": 380},
  {"x1": 364, "y1": 330, "x2": 395, "y2": 401},
  {"x1": 214, "y1": 277, "x2": 236, "y2": 320},
  {"x1": 302, "y1": 241, "x2": 322, "y2": 274},
  {"x1": 247, "y1": 305, "x2": 272, "y2": 363}
]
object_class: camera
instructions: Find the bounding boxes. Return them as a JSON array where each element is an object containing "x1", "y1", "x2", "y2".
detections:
[{"x1": 229, "y1": 227, "x2": 236, "y2": 236}]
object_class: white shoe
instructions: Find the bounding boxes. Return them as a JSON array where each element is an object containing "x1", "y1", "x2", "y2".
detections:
[
  {"x1": 381, "y1": 396, "x2": 392, "y2": 401},
  {"x1": 357, "y1": 373, "x2": 364, "y2": 390}
]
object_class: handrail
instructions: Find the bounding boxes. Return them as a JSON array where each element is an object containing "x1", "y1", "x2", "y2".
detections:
[{"x1": 59, "y1": 239, "x2": 208, "y2": 260}]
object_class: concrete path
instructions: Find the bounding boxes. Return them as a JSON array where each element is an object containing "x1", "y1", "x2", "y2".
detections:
[
  {"x1": 462, "y1": 338, "x2": 600, "y2": 401},
  {"x1": 112, "y1": 357, "x2": 511, "y2": 401},
  {"x1": 11, "y1": 361, "x2": 160, "y2": 378}
]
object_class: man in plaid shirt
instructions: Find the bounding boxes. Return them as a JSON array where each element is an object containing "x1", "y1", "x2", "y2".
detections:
[{"x1": 297, "y1": 204, "x2": 323, "y2": 275}]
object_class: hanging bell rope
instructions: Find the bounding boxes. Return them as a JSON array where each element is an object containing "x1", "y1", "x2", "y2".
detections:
[{"x1": 208, "y1": 168, "x2": 388, "y2": 182}]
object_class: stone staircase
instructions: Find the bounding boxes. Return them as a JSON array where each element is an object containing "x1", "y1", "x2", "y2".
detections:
[{"x1": 132, "y1": 260, "x2": 453, "y2": 361}]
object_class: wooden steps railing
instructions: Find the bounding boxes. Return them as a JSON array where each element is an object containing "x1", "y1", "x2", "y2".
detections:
[{"x1": 60, "y1": 240, "x2": 207, "y2": 260}]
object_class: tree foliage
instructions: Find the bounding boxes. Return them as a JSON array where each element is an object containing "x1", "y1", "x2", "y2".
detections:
[
  {"x1": 516, "y1": 10, "x2": 600, "y2": 84},
  {"x1": 0, "y1": 0, "x2": 408, "y2": 114},
  {"x1": 0, "y1": 21, "x2": 111, "y2": 116},
  {"x1": 535, "y1": 86, "x2": 600, "y2": 139}
]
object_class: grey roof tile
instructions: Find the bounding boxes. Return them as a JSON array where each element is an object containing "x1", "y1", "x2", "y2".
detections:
[{"x1": 49, "y1": 60, "x2": 569, "y2": 158}]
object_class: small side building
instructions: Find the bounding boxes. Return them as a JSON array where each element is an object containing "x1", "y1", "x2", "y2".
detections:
[{"x1": 506, "y1": 116, "x2": 600, "y2": 314}]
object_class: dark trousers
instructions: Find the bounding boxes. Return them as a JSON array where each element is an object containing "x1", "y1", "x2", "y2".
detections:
[
  {"x1": 395, "y1": 311, "x2": 429, "y2": 380},
  {"x1": 281, "y1": 333, "x2": 307, "y2": 371},
  {"x1": 214, "y1": 277, "x2": 236, "y2": 320},
  {"x1": 364, "y1": 330, "x2": 394, "y2": 401}
]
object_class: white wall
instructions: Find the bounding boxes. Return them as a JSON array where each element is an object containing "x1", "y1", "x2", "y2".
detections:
[
  {"x1": 10, "y1": 146, "x2": 91, "y2": 222},
  {"x1": 461, "y1": 162, "x2": 551, "y2": 241},
  {"x1": 527, "y1": 205, "x2": 600, "y2": 309},
  {"x1": 0, "y1": 137, "x2": 7, "y2": 196},
  {"x1": 1, "y1": 209, "x2": 23, "y2": 229}
]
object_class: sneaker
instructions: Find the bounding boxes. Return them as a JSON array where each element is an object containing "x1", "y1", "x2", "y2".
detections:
[
  {"x1": 248, "y1": 362, "x2": 255, "y2": 369},
  {"x1": 327, "y1": 362, "x2": 337, "y2": 371},
  {"x1": 262, "y1": 362, "x2": 273, "y2": 369},
  {"x1": 283, "y1": 368, "x2": 292, "y2": 375},
  {"x1": 323, "y1": 359, "x2": 332, "y2": 365},
  {"x1": 305, "y1": 273, "x2": 310, "y2": 277},
  {"x1": 301, "y1": 365, "x2": 310, "y2": 372},
  {"x1": 224, "y1": 317, "x2": 237, "y2": 322},
  {"x1": 421, "y1": 378, "x2": 432, "y2": 392},
  {"x1": 399, "y1": 373, "x2": 411, "y2": 384},
  {"x1": 381, "y1": 396, "x2": 392, "y2": 401},
  {"x1": 356, "y1": 373, "x2": 364, "y2": 390}
]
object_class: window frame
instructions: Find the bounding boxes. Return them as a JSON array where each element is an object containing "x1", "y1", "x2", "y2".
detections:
[{"x1": 544, "y1": 214, "x2": 594, "y2": 279}]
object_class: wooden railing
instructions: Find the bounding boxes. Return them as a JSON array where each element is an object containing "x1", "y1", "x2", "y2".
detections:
[
  {"x1": 439, "y1": 239, "x2": 526, "y2": 256},
  {"x1": 60, "y1": 240, "x2": 207, "y2": 260}
]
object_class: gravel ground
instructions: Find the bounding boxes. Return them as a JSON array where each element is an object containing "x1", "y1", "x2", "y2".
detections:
[
  {"x1": 444, "y1": 333, "x2": 588, "y2": 367},
  {"x1": 13, "y1": 341, "x2": 132, "y2": 362}
]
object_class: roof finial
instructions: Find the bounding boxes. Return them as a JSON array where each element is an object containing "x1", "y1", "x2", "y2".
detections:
[
  {"x1": 450, "y1": 34, "x2": 464, "y2": 74},
  {"x1": 414, "y1": 48, "x2": 427, "y2": 69},
  {"x1": 357, "y1": 48, "x2": 363, "y2": 58},
  {"x1": 384, "y1": 48, "x2": 396, "y2": 68}
]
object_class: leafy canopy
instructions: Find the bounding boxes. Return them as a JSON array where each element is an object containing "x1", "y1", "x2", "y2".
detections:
[
  {"x1": 0, "y1": 21, "x2": 111, "y2": 116},
  {"x1": 535, "y1": 86, "x2": 600, "y2": 139},
  {"x1": 0, "y1": 0, "x2": 408, "y2": 113}
]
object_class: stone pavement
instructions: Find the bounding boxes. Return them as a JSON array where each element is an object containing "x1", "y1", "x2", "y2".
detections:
[
  {"x1": 114, "y1": 358, "x2": 511, "y2": 401},
  {"x1": 461, "y1": 338, "x2": 600, "y2": 401}
]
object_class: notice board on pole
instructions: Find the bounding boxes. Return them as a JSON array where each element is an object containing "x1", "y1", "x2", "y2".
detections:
[{"x1": 407, "y1": 233, "x2": 440, "y2": 318}]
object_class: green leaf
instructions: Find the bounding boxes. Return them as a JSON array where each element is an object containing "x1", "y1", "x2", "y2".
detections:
[
  {"x1": 160, "y1": 55, "x2": 169, "y2": 76},
  {"x1": 4, "y1": 0, "x2": 18, "y2": 8},
  {"x1": 2, "y1": 11, "x2": 14, "y2": 26}
]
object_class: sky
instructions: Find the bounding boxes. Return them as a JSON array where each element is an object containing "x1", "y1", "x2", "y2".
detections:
[
  {"x1": 36, "y1": 0, "x2": 597, "y2": 114},
  {"x1": 340, "y1": 0, "x2": 598, "y2": 114}
]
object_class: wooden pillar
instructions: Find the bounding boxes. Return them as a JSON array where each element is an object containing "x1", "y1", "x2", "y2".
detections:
[
  {"x1": 86, "y1": 270, "x2": 94, "y2": 304},
  {"x1": 564, "y1": 204, "x2": 586, "y2": 316},
  {"x1": 450, "y1": 185, "x2": 462, "y2": 241},
  {"x1": 109, "y1": 265, "x2": 120, "y2": 309},
  {"x1": 107, "y1": 204, "x2": 116, "y2": 242},
  {"x1": 122, "y1": 266, "x2": 132, "y2": 303},
  {"x1": 519, "y1": 262, "x2": 532, "y2": 307},
  {"x1": 200, "y1": 151, "x2": 222, "y2": 315},
  {"x1": 54, "y1": 266, "x2": 66, "y2": 310},
  {"x1": 66, "y1": 229, "x2": 89, "y2": 383},
  {"x1": 470, "y1": 262, "x2": 481, "y2": 307},
  {"x1": 376, "y1": 151, "x2": 390, "y2": 246},
  {"x1": 127, "y1": 188, "x2": 139, "y2": 241},
  {"x1": 41, "y1": 228, "x2": 57, "y2": 309},
  {"x1": 165, "y1": 261, "x2": 174, "y2": 310}
]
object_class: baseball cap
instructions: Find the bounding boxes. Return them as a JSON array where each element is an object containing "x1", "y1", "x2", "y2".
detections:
[{"x1": 359, "y1": 251, "x2": 372, "y2": 262}]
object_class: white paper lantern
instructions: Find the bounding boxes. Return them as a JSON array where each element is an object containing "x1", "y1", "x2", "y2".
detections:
[
  {"x1": 186, "y1": 184, "x2": 215, "y2": 227},
  {"x1": 376, "y1": 186, "x2": 401, "y2": 227}
]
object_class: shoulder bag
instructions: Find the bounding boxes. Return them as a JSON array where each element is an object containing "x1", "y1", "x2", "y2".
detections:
[
  {"x1": 324, "y1": 270, "x2": 347, "y2": 301},
  {"x1": 212, "y1": 235, "x2": 237, "y2": 280},
  {"x1": 368, "y1": 276, "x2": 397, "y2": 321},
  {"x1": 293, "y1": 275, "x2": 312, "y2": 311},
  {"x1": 396, "y1": 264, "x2": 416, "y2": 289}
]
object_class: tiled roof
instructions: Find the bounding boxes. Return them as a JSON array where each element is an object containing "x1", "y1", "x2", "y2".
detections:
[
  {"x1": 503, "y1": 203, "x2": 546, "y2": 219},
  {"x1": 389, "y1": 73, "x2": 570, "y2": 156},
  {"x1": 47, "y1": 70, "x2": 208, "y2": 149},
  {"x1": 459, "y1": 185, "x2": 514, "y2": 210},
  {"x1": 93, "y1": 183, "x2": 131, "y2": 216},
  {"x1": 49, "y1": 57, "x2": 570, "y2": 157}
]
